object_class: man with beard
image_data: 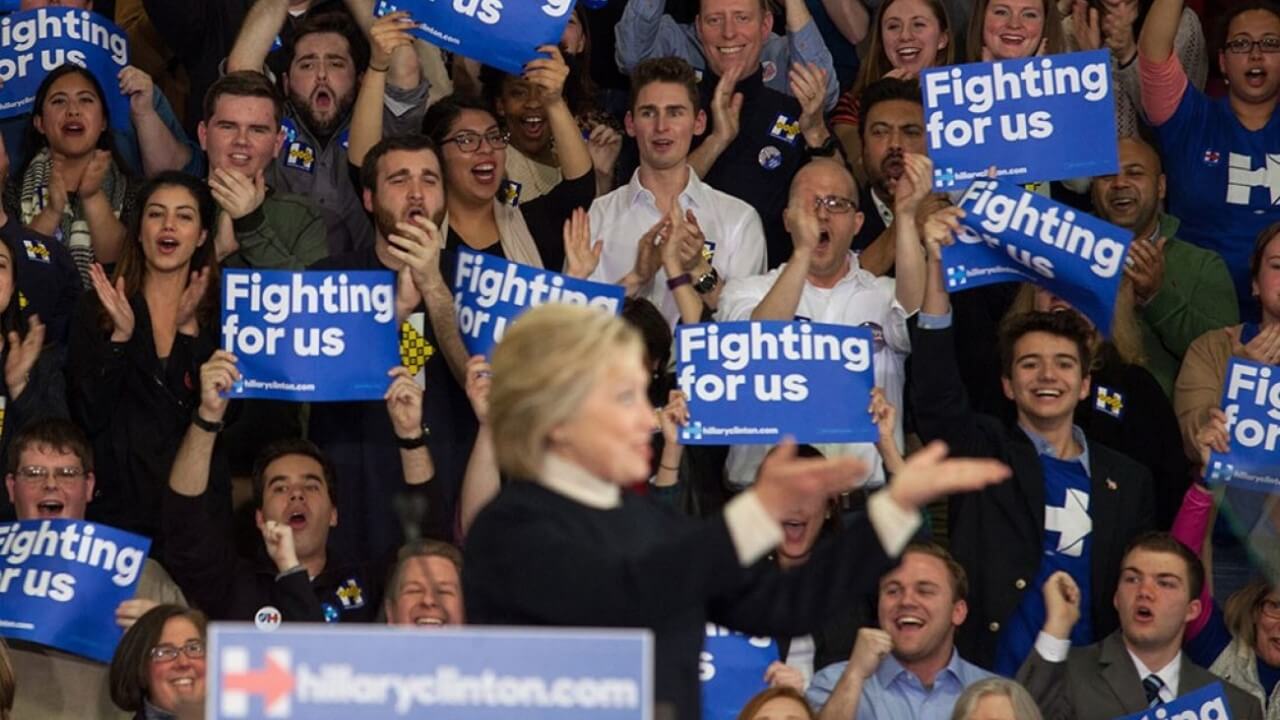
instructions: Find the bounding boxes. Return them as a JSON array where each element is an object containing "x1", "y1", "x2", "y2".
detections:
[
  {"x1": 309, "y1": 134, "x2": 473, "y2": 566},
  {"x1": 849, "y1": 77, "x2": 949, "y2": 277},
  {"x1": 228, "y1": 2, "x2": 429, "y2": 254},
  {"x1": 1090, "y1": 137, "x2": 1238, "y2": 398},
  {"x1": 162, "y1": 347, "x2": 433, "y2": 623},
  {"x1": 807, "y1": 543, "x2": 994, "y2": 719},
  {"x1": 384, "y1": 540, "x2": 465, "y2": 628}
]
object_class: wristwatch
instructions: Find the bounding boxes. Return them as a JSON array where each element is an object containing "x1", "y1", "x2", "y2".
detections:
[
  {"x1": 191, "y1": 410, "x2": 224, "y2": 434},
  {"x1": 693, "y1": 267, "x2": 720, "y2": 294},
  {"x1": 807, "y1": 134, "x2": 839, "y2": 158},
  {"x1": 396, "y1": 430, "x2": 429, "y2": 449}
]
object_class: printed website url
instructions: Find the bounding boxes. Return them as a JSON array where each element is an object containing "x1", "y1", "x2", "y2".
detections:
[
  {"x1": 699, "y1": 426, "x2": 779, "y2": 436},
  {"x1": 0, "y1": 619, "x2": 35, "y2": 630},
  {"x1": 241, "y1": 379, "x2": 316, "y2": 392}
]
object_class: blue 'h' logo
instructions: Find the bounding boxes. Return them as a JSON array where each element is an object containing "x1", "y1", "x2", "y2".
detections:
[
  {"x1": 1208, "y1": 461, "x2": 1235, "y2": 485},
  {"x1": 934, "y1": 167, "x2": 957, "y2": 187},
  {"x1": 946, "y1": 266, "x2": 968, "y2": 288},
  {"x1": 681, "y1": 421, "x2": 703, "y2": 441}
]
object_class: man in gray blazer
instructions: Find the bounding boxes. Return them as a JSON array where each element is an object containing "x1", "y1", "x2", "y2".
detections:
[{"x1": 1017, "y1": 532, "x2": 1262, "y2": 720}]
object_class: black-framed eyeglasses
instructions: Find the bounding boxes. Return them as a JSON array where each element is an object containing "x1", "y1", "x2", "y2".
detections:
[
  {"x1": 814, "y1": 195, "x2": 858, "y2": 214},
  {"x1": 1260, "y1": 598, "x2": 1280, "y2": 619},
  {"x1": 150, "y1": 640, "x2": 206, "y2": 663},
  {"x1": 1224, "y1": 36, "x2": 1280, "y2": 54},
  {"x1": 13, "y1": 466, "x2": 85, "y2": 485},
  {"x1": 441, "y1": 129, "x2": 510, "y2": 153}
]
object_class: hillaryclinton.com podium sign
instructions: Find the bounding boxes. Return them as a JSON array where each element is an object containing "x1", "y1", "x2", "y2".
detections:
[{"x1": 207, "y1": 624, "x2": 653, "y2": 719}]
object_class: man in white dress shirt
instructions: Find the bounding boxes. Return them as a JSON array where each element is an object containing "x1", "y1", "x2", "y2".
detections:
[{"x1": 588, "y1": 57, "x2": 766, "y2": 328}]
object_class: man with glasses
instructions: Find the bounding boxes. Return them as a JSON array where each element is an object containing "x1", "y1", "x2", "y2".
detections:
[
  {"x1": 588, "y1": 57, "x2": 767, "y2": 328},
  {"x1": 716, "y1": 155, "x2": 928, "y2": 489},
  {"x1": 4, "y1": 419, "x2": 187, "y2": 720}
]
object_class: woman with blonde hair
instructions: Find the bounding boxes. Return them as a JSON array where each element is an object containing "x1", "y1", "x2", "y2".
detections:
[
  {"x1": 950, "y1": 677, "x2": 1045, "y2": 720},
  {"x1": 998, "y1": 282, "x2": 1189, "y2": 525},
  {"x1": 462, "y1": 304, "x2": 1010, "y2": 720}
]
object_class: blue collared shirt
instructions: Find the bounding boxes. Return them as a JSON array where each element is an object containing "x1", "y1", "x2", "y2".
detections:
[
  {"x1": 1018, "y1": 424, "x2": 1091, "y2": 478},
  {"x1": 807, "y1": 651, "x2": 995, "y2": 719}
]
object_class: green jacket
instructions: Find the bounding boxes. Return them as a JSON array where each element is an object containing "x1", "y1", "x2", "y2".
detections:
[
  {"x1": 226, "y1": 189, "x2": 329, "y2": 270},
  {"x1": 1140, "y1": 212, "x2": 1238, "y2": 397}
]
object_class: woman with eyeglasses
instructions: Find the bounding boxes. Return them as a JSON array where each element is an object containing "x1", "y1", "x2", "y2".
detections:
[
  {"x1": 419, "y1": 46, "x2": 596, "y2": 282},
  {"x1": 1139, "y1": 0, "x2": 1280, "y2": 322},
  {"x1": 109, "y1": 605, "x2": 207, "y2": 720}
]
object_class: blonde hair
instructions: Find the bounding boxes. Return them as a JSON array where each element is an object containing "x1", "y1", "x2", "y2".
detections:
[
  {"x1": 950, "y1": 677, "x2": 1044, "y2": 720},
  {"x1": 489, "y1": 304, "x2": 643, "y2": 479},
  {"x1": 1224, "y1": 578, "x2": 1277, "y2": 651},
  {"x1": 1006, "y1": 281, "x2": 1147, "y2": 368}
]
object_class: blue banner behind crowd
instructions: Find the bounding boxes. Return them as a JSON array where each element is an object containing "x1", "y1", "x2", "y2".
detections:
[
  {"x1": 221, "y1": 270, "x2": 400, "y2": 401},
  {"x1": 923, "y1": 50, "x2": 1118, "y2": 188},
  {"x1": 453, "y1": 248, "x2": 625, "y2": 357},
  {"x1": 207, "y1": 624, "x2": 653, "y2": 719},
  {"x1": 701, "y1": 627, "x2": 777, "y2": 720},
  {"x1": 0, "y1": 519, "x2": 150, "y2": 662},
  {"x1": 943, "y1": 178, "x2": 1131, "y2": 336},
  {"x1": 1115, "y1": 681, "x2": 1232, "y2": 720},
  {"x1": 373, "y1": 0, "x2": 572, "y2": 76},
  {"x1": 675, "y1": 321, "x2": 879, "y2": 445},
  {"x1": 1207, "y1": 357, "x2": 1280, "y2": 493},
  {"x1": 0, "y1": 8, "x2": 131, "y2": 130}
]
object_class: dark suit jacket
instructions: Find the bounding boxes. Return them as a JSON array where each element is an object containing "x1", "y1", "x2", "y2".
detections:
[
  {"x1": 908, "y1": 320, "x2": 1157, "y2": 670},
  {"x1": 1018, "y1": 631, "x2": 1264, "y2": 720}
]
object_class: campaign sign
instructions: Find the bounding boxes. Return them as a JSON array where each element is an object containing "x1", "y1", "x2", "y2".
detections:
[
  {"x1": 0, "y1": 519, "x2": 150, "y2": 662},
  {"x1": 0, "y1": 9, "x2": 132, "y2": 130},
  {"x1": 453, "y1": 247, "x2": 625, "y2": 357},
  {"x1": 373, "y1": 0, "x2": 572, "y2": 76},
  {"x1": 923, "y1": 50, "x2": 1117, "y2": 188},
  {"x1": 207, "y1": 623, "x2": 653, "y2": 720},
  {"x1": 1115, "y1": 681, "x2": 1232, "y2": 720},
  {"x1": 221, "y1": 270, "x2": 400, "y2": 401},
  {"x1": 1207, "y1": 357, "x2": 1280, "y2": 494},
  {"x1": 701, "y1": 626, "x2": 777, "y2": 720},
  {"x1": 943, "y1": 177, "x2": 1131, "y2": 336},
  {"x1": 675, "y1": 321, "x2": 879, "y2": 445}
]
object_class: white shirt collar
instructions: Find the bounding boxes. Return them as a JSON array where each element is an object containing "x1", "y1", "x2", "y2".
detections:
[
  {"x1": 803, "y1": 251, "x2": 871, "y2": 291},
  {"x1": 1128, "y1": 648, "x2": 1182, "y2": 701},
  {"x1": 538, "y1": 453, "x2": 622, "y2": 509},
  {"x1": 627, "y1": 165, "x2": 706, "y2": 211}
]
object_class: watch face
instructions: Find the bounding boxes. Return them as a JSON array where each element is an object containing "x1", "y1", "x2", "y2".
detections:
[{"x1": 694, "y1": 268, "x2": 719, "y2": 293}]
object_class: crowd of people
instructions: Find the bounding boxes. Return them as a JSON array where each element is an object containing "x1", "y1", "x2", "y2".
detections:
[{"x1": 0, "y1": 0, "x2": 1277, "y2": 717}]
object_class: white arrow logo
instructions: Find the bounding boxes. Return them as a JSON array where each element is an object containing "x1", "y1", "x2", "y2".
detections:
[{"x1": 1044, "y1": 488, "x2": 1092, "y2": 557}]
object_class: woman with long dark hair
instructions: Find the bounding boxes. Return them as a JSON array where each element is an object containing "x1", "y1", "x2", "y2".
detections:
[{"x1": 67, "y1": 171, "x2": 219, "y2": 538}]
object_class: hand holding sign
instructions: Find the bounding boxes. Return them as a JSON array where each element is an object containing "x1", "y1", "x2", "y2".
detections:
[
  {"x1": 1194, "y1": 407, "x2": 1231, "y2": 468},
  {"x1": 385, "y1": 365, "x2": 424, "y2": 439},
  {"x1": 90, "y1": 263, "x2": 135, "y2": 342},
  {"x1": 369, "y1": 11, "x2": 417, "y2": 69},
  {"x1": 658, "y1": 390, "x2": 691, "y2": 446},
  {"x1": 1231, "y1": 324, "x2": 1280, "y2": 366},
  {"x1": 117, "y1": 65, "x2": 155, "y2": 119},
  {"x1": 199, "y1": 350, "x2": 239, "y2": 423},
  {"x1": 4, "y1": 314, "x2": 44, "y2": 400},
  {"x1": 524, "y1": 45, "x2": 569, "y2": 106},
  {"x1": 465, "y1": 355, "x2": 492, "y2": 424},
  {"x1": 114, "y1": 597, "x2": 159, "y2": 630},
  {"x1": 920, "y1": 205, "x2": 964, "y2": 260}
]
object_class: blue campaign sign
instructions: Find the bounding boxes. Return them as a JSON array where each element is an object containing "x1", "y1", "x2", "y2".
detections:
[
  {"x1": 0, "y1": 519, "x2": 150, "y2": 662},
  {"x1": 453, "y1": 247, "x2": 625, "y2": 357},
  {"x1": 221, "y1": 270, "x2": 400, "y2": 401},
  {"x1": 373, "y1": 0, "x2": 572, "y2": 76},
  {"x1": 1207, "y1": 357, "x2": 1280, "y2": 494},
  {"x1": 1115, "y1": 681, "x2": 1232, "y2": 720},
  {"x1": 923, "y1": 50, "x2": 1118, "y2": 188},
  {"x1": 206, "y1": 623, "x2": 654, "y2": 720},
  {"x1": 675, "y1": 321, "x2": 879, "y2": 445},
  {"x1": 0, "y1": 9, "x2": 132, "y2": 130},
  {"x1": 943, "y1": 177, "x2": 1131, "y2": 336},
  {"x1": 701, "y1": 626, "x2": 777, "y2": 720}
]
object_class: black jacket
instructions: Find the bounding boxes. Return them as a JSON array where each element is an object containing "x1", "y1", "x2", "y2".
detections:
[
  {"x1": 162, "y1": 487, "x2": 383, "y2": 623},
  {"x1": 465, "y1": 482, "x2": 894, "y2": 720},
  {"x1": 67, "y1": 293, "x2": 223, "y2": 541},
  {"x1": 909, "y1": 320, "x2": 1156, "y2": 670}
]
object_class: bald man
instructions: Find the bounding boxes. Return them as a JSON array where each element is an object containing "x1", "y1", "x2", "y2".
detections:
[
  {"x1": 716, "y1": 156, "x2": 930, "y2": 489},
  {"x1": 1090, "y1": 137, "x2": 1238, "y2": 398}
]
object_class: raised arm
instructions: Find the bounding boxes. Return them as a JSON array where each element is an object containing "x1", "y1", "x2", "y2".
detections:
[
  {"x1": 348, "y1": 11, "x2": 418, "y2": 168},
  {"x1": 820, "y1": 0, "x2": 870, "y2": 47},
  {"x1": 615, "y1": 0, "x2": 695, "y2": 74},
  {"x1": 526, "y1": 46, "x2": 592, "y2": 182},
  {"x1": 689, "y1": 65, "x2": 743, "y2": 179},
  {"x1": 750, "y1": 204, "x2": 816, "y2": 321},
  {"x1": 386, "y1": 365, "x2": 434, "y2": 485},
  {"x1": 459, "y1": 356, "x2": 500, "y2": 537},
  {"x1": 890, "y1": 153, "x2": 933, "y2": 314},
  {"x1": 784, "y1": 0, "x2": 840, "y2": 109},
  {"x1": 119, "y1": 67, "x2": 194, "y2": 177},
  {"x1": 385, "y1": 215, "x2": 469, "y2": 385},
  {"x1": 1138, "y1": 0, "x2": 1182, "y2": 64},
  {"x1": 228, "y1": 0, "x2": 289, "y2": 73}
]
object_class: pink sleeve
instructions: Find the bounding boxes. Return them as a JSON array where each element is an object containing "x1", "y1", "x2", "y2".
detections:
[
  {"x1": 1139, "y1": 51, "x2": 1190, "y2": 126},
  {"x1": 1171, "y1": 483, "x2": 1214, "y2": 640}
]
